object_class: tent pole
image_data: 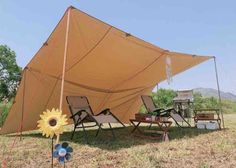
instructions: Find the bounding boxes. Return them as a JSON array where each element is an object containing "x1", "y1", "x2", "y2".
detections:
[
  {"x1": 58, "y1": 7, "x2": 71, "y2": 143},
  {"x1": 20, "y1": 68, "x2": 27, "y2": 140},
  {"x1": 59, "y1": 8, "x2": 71, "y2": 110},
  {"x1": 213, "y1": 57, "x2": 225, "y2": 129}
]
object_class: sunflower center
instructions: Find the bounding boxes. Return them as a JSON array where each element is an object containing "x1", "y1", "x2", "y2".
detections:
[{"x1": 49, "y1": 118, "x2": 57, "y2": 127}]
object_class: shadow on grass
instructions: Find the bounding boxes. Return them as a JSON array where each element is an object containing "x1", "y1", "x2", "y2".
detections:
[{"x1": 6, "y1": 124, "x2": 217, "y2": 151}]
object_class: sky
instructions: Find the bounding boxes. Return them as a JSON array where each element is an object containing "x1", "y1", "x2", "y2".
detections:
[{"x1": 0, "y1": 0, "x2": 235, "y2": 94}]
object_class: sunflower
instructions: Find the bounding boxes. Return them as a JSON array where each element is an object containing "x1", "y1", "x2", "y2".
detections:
[{"x1": 37, "y1": 108, "x2": 68, "y2": 138}]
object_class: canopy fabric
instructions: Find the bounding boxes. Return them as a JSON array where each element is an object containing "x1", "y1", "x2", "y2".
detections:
[{"x1": 0, "y1": 6, "x2": 211, "y2": 134}]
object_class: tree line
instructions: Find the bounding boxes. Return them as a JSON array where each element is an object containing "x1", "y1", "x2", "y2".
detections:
[
  {"x1": 0, "y1": 45, "x2": 22, "y2": 101},
  {"x1": 0, "y1": 45, "x2": 21, "y2": 126},
  {"x1": 141, "y1": 88, "x2": 236, "y2": 114}
]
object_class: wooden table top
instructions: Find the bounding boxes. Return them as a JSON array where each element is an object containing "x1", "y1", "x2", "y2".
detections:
[{"x1": 130, "y1": 119, "x2": 172, "y2": 124}]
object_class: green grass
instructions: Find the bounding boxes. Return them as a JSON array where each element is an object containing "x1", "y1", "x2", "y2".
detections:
[
  {"x1": 0, "y1": 101, "x2": 12, "y2": 127},
  {"x1": 221, "y1": 99, "x2": 236, "y2": 114},
  {"x1": 1, "y1": 114, "x2": 236, "y2": 167}
]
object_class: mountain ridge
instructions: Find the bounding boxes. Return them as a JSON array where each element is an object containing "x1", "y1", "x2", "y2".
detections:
[{"x1": 194, "y1": 87, "x2": 236, "y2": 102}]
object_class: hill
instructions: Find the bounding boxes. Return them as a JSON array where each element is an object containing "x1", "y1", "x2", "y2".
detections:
[{"x1": 194, "y1": 88, "x2": 236, "y2": 102}]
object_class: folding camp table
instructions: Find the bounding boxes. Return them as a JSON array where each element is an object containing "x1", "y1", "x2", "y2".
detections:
[
  {"x1": 194, "y1": 109, "x2": 221, "y2": 129},
  {"x1": 130, "y1": 119, "x2": 172, "y2": 141}
]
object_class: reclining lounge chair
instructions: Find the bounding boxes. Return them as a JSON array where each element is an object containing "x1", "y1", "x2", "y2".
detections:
[
  {"x1": 66, "y1": 96, "x2": 125, "y2": 142},
  {"x1": 141, "y1": 95, "x2": 191, "y2": 128}
]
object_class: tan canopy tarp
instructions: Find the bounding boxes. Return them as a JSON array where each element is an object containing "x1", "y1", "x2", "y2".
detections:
[{"x1": 0, "y1": 6, "x2": 211, "y2": 134}]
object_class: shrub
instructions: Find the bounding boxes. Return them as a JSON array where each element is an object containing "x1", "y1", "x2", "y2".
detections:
[{"x1": 0, "y1": 101, "x2": 12, "y2": 126}]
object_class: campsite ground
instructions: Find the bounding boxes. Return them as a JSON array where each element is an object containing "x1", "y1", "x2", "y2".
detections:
[{"x1": 1, "y1": 114, "x2": 236, "y2": 168}]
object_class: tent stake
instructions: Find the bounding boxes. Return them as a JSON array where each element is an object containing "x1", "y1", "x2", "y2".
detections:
[{"x1": 213, "y1": 57, "x2": 225, "y2": 129}]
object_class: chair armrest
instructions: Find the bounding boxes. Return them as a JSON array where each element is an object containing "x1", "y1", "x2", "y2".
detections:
[
  {"x1": 152, "y1": 108, "x2": 174, "y2": 114},
  {"x1": 154, "y1": 108, "x2": 174, "y2": 117},
  {"x1": 153, "y1": 108, "x2": 165, "y2": 112},
  {"x1": 161, "y1": 108, "x2": 174, "y2": 113},
  {"x1": 70, "y1": 109, "x2": 86, "y2": 119}
]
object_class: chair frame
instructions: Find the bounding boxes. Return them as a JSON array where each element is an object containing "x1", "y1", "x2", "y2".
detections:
[
  {"x1": 141, "y1": 95, "x2": 191, "y2": 128},
  {"x1": 66, "y1": 96, "x2": 125, "y2": 143},
  {"x1": 141, "y1": 95, "x2": 172, "y2": 116}
]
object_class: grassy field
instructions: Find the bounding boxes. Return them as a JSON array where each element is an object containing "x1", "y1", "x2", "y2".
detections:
[{"x1": 1, "y1": 114, "x2": 236, "y2": 168}]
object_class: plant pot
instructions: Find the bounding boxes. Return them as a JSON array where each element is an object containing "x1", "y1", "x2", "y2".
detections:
[{"x1": 151, "y1": 115, "x2": 156, "y2": 121}]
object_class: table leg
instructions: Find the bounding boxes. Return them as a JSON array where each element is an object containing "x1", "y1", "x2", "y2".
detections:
[
  {"x1": 130, "y1": 121, "x2": 142, "y2": 133},
  {"x1": 162, "y1": 132, "x2": 169, "y2": 141},
  {"x1": 157, "y1": 122, "x2": 172, "y2": 141}
]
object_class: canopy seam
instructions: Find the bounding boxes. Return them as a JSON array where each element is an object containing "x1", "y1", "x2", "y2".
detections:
[
  {"x1": 65, "y1": 26, "x2": 112, "y2": 73},
  {"x1": 28, "y1": 68, "x2": 144, "y2": 93}
]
